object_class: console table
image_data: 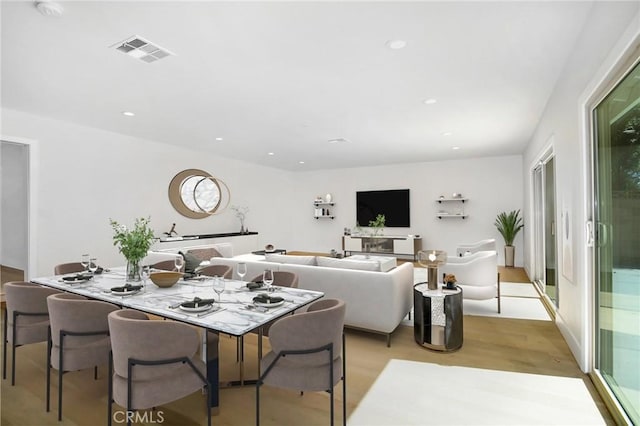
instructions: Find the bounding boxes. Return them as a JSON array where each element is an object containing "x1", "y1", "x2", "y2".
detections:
[
  {"x1": 342, "y1": 235, "x2": 422, "y2": 260},
  {"x1": 413, "y1": 283, "x2": 463, "y2": 351}
]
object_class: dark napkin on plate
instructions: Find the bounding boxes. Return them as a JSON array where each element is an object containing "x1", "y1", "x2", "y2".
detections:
[
  {"x1": 181, "y1": 297, "x2": 216, "y2": 308},
  {"x1": 110, "y1": 284, "x2": 143, "y2": 293},
  {"x1": 253, "y1": 294, "x2": 284, "y2": 304},
  {"x1": 62, "y1": 273, "x2": 93, "y2": 282},
  {"x1": 246, "y1": 282, "x2": 263, "y2": 291}
]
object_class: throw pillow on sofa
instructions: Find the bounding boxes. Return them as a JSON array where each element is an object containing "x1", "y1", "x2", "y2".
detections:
[
  {"x1": 265, "y1": 253, "x2": 317, "y2": 266},
  {"x1": 187, "y1": 247, "x2": 223, "y2": 262},
  {"x1": 316, "y1": 256, "x2": 381, "y2": 271},
  {"x1": 179, "y1": 251, "x2": 202, "y2": 274}
]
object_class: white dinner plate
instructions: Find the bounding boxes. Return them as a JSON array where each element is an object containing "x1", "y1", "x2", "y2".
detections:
[
  {"x1": 111, "y1": 288, "x2": 140, "y2": 296},
  {"x1": 253, "y1": 300, "x2": 284, "y2": 308},
  {"x1": 62, "y1": 277, "x2": 90, "y2": 284},
  {"x1": 179, "y1": 303, "x2": 213, "y2": 313}
]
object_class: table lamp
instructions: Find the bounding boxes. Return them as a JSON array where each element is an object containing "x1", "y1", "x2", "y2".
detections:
[{"x1": 417, "y1": 250, "x2": 447, "y2": 290}]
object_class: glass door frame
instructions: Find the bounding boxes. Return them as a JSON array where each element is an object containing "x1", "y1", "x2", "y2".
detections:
[
  {"x1": 587, "y1": 52, "x2": 640, "y2": 425},
  {"x1": 531, "y1": 147, "x2": 557, "y2": 310}
]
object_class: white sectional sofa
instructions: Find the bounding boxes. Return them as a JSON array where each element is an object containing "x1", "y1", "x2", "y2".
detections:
[{"x1": 209, "y1": 254, "x2": 414, "y2": 346}]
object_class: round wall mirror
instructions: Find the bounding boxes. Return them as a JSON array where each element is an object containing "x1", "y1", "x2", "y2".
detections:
[{"x1": 168, "y1": 169, "x2": 230, "y2": 219}]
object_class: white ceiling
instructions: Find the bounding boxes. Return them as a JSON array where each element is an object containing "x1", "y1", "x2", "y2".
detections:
[{"x1": 1, "y1": 1, "x2": 598, "y2": 171}]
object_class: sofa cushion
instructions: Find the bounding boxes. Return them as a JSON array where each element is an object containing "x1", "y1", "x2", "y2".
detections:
[
  {"x1": 265, "y1": 254, "x2": 317, "y2": 266},
  {"x1": 179, "y1": 251, "x2": 202, "y2": 274},
  {"x1": 187, "y1": 247, "x2": 223, "y2": 262},
  {"x1": 316, "y1": 256, "x2": 381, "y2": 271}
]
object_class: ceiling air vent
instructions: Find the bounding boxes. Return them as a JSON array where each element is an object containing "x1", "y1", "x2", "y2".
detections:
[
  {"x1": 328, "y1": 138, "x2": 351, "y2": 144},
  {"x1": 110, "y1": 35, "x2": 174, "y2": 63}
]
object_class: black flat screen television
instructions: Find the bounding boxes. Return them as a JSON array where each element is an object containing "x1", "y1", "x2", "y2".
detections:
[{"x1": 356, "y1": 189, "x2": 410, "y2": 228}]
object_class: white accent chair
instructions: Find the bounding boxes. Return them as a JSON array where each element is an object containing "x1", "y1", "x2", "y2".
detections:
[
  {"x1": 440, "y1": 250, "x2": 501, "y2": 312},
  {"x1": 455, "y1": 239, "x2": 496, "y2": 257}
]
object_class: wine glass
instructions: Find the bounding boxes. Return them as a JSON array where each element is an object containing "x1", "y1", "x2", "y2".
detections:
[
  {"x1": 212, "y1": 275, "x2": 225, "y2": 303},
  {"x1": 174, "y1": 256, "x2": 184, "y2": 272},
  {"x1": 263, "y1": 269, "x2": 274, "y2": 293},
  {"x1": 88, "y1": 257, "x2": 98, "y2": 276},
  {"x1": 237, "y1": 263, "x2": 247, "y2": 281},
  {"x1": 140, "y1": 265, "x2": 150, "y2": 292},
  {"x1": 81, "y1": 254, "x2": 90, "y2": 272}
]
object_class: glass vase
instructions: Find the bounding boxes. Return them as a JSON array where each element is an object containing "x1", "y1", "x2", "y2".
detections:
[{"x1": 126, "y1": 259, "x2": 141, "y2": 282}]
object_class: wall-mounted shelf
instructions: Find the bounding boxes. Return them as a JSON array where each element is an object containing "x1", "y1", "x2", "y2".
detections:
[
  {"x1": 436, "y1": 198, "x2": 468, "y2": 219},
  {"x1": 314, "y1": 201, "x2": 335, "y2": 219}
]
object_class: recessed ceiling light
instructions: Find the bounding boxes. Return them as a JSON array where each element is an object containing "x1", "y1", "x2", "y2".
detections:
[
  {"x1": 215, "y1": 137, "x2": 223, "y2": 141},
  {"x1": 299, "y1": 161, "x2": 305, "y2": 164},
  {"x1": 385, "y1": 40, "x2": 407, "y2": 50},
  {"x1": 267, "y1": 152, "x2": 275, "y2": 156},
  {"x1": 423, "y1": 98, "x2": 437, "y2": 105},
  {"x1": 452, "y1": 146, "x2": 460, "y2": 150},
  {"x1": 122, "y1": 111, "x2": 135, "y2": 117},
  {"x1": 442, "y1": 132, "x2": 453, "y2": 137}
]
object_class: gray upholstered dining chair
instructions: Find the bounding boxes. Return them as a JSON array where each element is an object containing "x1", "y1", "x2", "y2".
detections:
[
  {"x1": 53, "y1": 262, "x2": 86, "y2": 275},
  {"x1": 237, "y1": 271, "x2": 301, "y2": 361},
  {"x1": 151, "y1": 259, "x2": 184, "y2": 272},
  {"x1": 46, "y1": 293, "x2": 118, "y2": 421},
  {"x1": 198, "y1": 264, "x2": 233, "y2": 279},
  {"x1": 3, "y1": 282, "x2": 61, "y2": 385},
  {"x1": 107, "y1": 309, "x2": 213, "y2": 426},
  {"x1": 256, "y1": 298, "x2": 346, "y2": 426},
  {"x1": 250, "y1": 271, "x2": 299, "y2": 288}
]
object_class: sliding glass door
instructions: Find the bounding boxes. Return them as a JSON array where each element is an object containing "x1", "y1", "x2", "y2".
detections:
[
  {"x1": 593, "y1": 60, "x2": 640, "y2": 423},
  {"x1": 532, "y1": 155, "x2": 557, "y2": 307}
]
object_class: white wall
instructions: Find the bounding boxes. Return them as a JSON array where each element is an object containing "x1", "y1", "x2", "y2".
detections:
[
  {"x1": 0, "y1": 108, "x2": 296, "y2": 276},
  {"x1": 288, "y1": 156, "x2": 524, "y2": 265},
  {"x1": 523, "y1": 2, "x2": 640, "y2": 371},
  {"x1": 0, "y1": 141, "x2": 29, "y2": 270}
]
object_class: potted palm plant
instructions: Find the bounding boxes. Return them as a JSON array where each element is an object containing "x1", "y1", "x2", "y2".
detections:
[{"x1": 494, "y1": 209, "x2": 524, "y2": 267}]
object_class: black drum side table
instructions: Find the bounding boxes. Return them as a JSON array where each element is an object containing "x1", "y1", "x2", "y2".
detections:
[{"x1": 413, "y1": 282, "x2": 463, "y2": 351}]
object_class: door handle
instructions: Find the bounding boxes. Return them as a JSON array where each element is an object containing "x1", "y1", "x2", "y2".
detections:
[{"x1": 586, "y1": 221, "x2": 594, "y2": 247}]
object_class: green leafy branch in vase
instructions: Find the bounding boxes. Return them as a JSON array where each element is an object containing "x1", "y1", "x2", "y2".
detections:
[
  {"x1": 369, "y1": 214, "x2": 386, "y2": 236},
  {"x1": 109, "y1": 217, "x2": 155, "y2": 263}
]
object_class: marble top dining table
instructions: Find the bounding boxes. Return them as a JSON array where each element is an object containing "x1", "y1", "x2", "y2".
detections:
[{"x1": 31, "y1": 267, "x2": 324, "y2": 337}]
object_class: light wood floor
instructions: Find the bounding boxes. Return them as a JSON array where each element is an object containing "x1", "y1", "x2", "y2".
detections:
[{"x1": 1, "y1": 264, "x2": 614, "y2": 425}]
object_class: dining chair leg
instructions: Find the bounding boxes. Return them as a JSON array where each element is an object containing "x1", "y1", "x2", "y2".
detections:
[
  {"x1": 329, "y1": 343, "x2": 334, "y2": 426},
  {"x1": 256, "y1": 379, "x2": 261, "y2": 426},
  {"x1": 107, "y1": 352, "x2": 113, "y2": 426},
  {"x1": 46, "y1": 327, "x2": 51, "y2": 412},
  {"x1": 10, "y1": 311, "x2": 18, "y2": 385},
  {"x1": 2, "y1": 308, "x2": 7, "y2": 381},
  {"x1": 58, "y1": 331, "x2": 65, "y2": 421},
  {"x1": 94, "y1": 365, "x2": 98, "y2": 380},
  {"x1": 342, "y1": 333, "x2": 346, "y2": 426}
]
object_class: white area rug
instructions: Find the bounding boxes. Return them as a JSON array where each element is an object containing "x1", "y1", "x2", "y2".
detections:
[
  {"x1": 412, "y1": 268, "x2": 550, "y2": 321},
  {"x1": 501, "y1": 281, "x2": 539, "y2": 298},
  {"x1": 349, "y1": 360, "x2": 605, "y2": 425}
]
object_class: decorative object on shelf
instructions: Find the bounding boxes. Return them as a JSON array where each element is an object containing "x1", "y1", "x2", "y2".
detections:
[
  {"x1": 494, "y1": 209, "x2": 524, "y2": 268},
  {"x1": 163, "y1": 223, "x2": 178, "y2": 237},
  {"x1": 436, "y1": 197, "x2": 468, "y2": 218},
  {"x1": 325, "y1": 193, "x2": 333, "y2": 203},
  {"x1": 264, "y1": 244, "x2": 275, "y2": 252},
  {"x1": 368, "y1": 214, "x2": 386, "y2": 236},
  {"x1": 231, "y1": 205, "x2": 249, "y2": 233},
  {"x1": 443, "y1": 273, "x2": 457, "y2": 290},
  {"x1": 168, "y1": 169, "x2": 230, "y2": 219},
  {"x1": 417, "y1": 250, "x2": 447, "y2": 290},
  {"x1": 313, "y1": 198, "x2": 335, "y2": 219},
  {"x1": 110, "y1": 217, "x2": 155, "y2": 282}
]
